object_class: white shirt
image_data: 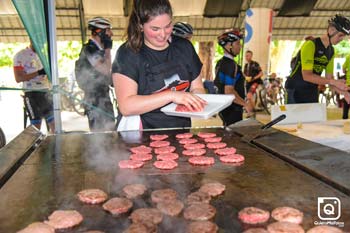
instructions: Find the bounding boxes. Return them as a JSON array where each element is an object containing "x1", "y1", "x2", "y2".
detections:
[{"x1": 13, "y1": 47, "x2": 50, "y2": 90}]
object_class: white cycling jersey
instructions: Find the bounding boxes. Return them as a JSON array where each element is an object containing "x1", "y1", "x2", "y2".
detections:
[{"x1": 13, "y1": 47, "x2": 50, "y2": 90}]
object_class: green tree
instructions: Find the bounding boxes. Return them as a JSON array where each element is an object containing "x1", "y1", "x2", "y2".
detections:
[{"x1": 334, "y1": 40, "x2": 350, "y2": 57}]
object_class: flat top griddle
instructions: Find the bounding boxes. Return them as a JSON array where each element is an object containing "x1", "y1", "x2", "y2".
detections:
[{"x1": 0, "y1": 128, "x2": 349, "y2": 232}]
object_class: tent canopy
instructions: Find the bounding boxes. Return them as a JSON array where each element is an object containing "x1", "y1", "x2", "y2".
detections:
[{"x1": 0, "y1": 0, "x2": 350, "y2": 42}]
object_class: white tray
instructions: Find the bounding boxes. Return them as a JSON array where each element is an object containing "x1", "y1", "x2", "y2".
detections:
[{"x1": 161, "y1": 94, "x2": 235, "y2": 119}]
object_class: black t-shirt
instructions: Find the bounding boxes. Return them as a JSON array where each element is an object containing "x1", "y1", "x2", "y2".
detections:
[
  {"x1": 112, "y1": 36, "x2": 202, "y2": 129},
  {"x1": 244, "y1": 60, "x2": 263, "y2": 85},
  {"x1": 214, "y1": 55, "x2": 245, "y2": 110}
]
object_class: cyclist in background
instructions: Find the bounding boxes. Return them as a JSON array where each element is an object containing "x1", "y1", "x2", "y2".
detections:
[
  {"x1": 285, "y1": 14, "x2": 350, "y2": 104},
  {"x1": 172, "y1": 22, "x2": 193, "y2": 40},
  {"x1": 342, "y1": 54, "x2": 350, "y2": 119},
  {"x1": 13, "y1": 40, "x2": 55, "y2": 133},
  {"x1": 214, "y1": 29, "x2": 253, "y2": 126},
  {"x1": 75, "y1": 17, "x2": 115, "y2": 131},
  {"x1": 243, "y1": 50, "x2": 263, "y2": 109}
]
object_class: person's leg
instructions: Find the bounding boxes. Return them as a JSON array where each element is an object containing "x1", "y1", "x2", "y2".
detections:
[
  {"x1": 343, "y1": 99, "x2": 349, "y2": 119},
  {"x1": 286, "y1": 89, "x2": 296, "y2": 104},
  {"x1": 31, "y1": 119, "x2": 42, "y2": 130},
  {"x1": 86, "y1": 109, "x2": 97, "y2": 131},
  {"x1": 41, "y1": 92, "x2": 55, "y2": 133},
  {"x1": 46, "y1": 115, "x2": 55, "y2": 133},
  {"x1": 24, "y1": 92, "x2": 43, "y2": 130}
]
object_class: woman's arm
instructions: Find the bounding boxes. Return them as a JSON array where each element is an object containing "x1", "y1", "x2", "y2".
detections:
[
  {"x1": 113, "y1": 73, "x2": 206, "y2": 116},
  {"x1": 190, "y1": 75, "x2": 206, "y2": 94},
  {"x1": 224, "y1": 85, "x2": 253, "y2": 113}
]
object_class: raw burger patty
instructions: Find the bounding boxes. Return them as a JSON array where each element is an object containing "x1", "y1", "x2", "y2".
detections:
[
  {"x1": 153, "y1": 160, "x2": 178, "y2": 170},
  {"x1": 184, "y1": 143, "x2": 205, "y2": 150},
  {"x1": 185, "y1": 191, "x2": 211, "y2": 205},
  {"x1": 84, "y1": 231, "x2": 105, "y2": 233},
  {"x1": 197, "y1": 132, "x2": 216, "y2": 138},
  {"x1": 123, "y1": 184, "x2": 147, "y2": 199},
  {"x1": 187, "y1": 221, "x2": 219, "y2": 233},
  {"x1": 183, "y1": 149, "x2": 206, "y2": 156},
  {"x1": 219, "y1": 154, "x2": 245, "y2": 163},
  {"x1": 176, "y1": 133, "x2": 193, "y2": 139},
  {"x1": 44, "y1": 210, "x2": 83, "y2": 229},
  {"x1": 188, "y1": 156, "x2": 215, "y2": 165},
  {"x1": 150, "y1": 134, "x2": 168, "y2": 141},
  {"x1": 183, "y1": 203, "x2": 216, "y2": 221},
  {"x1": 150, "y1": 140, "x2": 170, "y2": 148},
  {"x1": 123, "y1": 222, "x2": 157, "y2": 233},
  {"x1": 130, "y1": 208, "x2": 163, "y2": 225},
  {"x1": 179, "y1": 138, "x2": 198, "y2": 144},
  {"x1": 130, "y1": 153, "x2": 152, "y2": 161},
  {"x1": 267, "y1": 222, "x2": 304, "y2": 233},
  {"x1": 154, "y1": 146, "x2": 176, "y2": 154},
  {"x1": 243, "y1": 228, "x2": 268, "y2": 233},
  {"x1": 156, "y1": 199, "x2": 184, "y2": 216},
  {"x1": 130, "y1": 145, "x2": 152, "y2": 154},
  {"x1": 119, "y1": 160, "x2": 144, "y2": 169},
  {"x1": 238, "y1": 207, "x2": 270, "y2": 224},
  {"x1": 175, "y1": 104, "x2": 201, "y2": 112},
  {"x1": 271, "y1": 206, "x2": 304, "y2": 224},
  {"x1": 204, "y1": 137, "x2": 222, "y2": 143},
  {"x1": 151, "y1": 188, "x2": 177, "y2": 203},
  {"x1": 207, "y1": 142, "x2": 227, "y2": 149},
  {"x1": 156, "y1": 153, "x2": 179, "y2": 161},
  {"x1": 199, "y1": 182, "x2": 226, "y2": 197},
  {"x1": 17, "y1": 222, "x2": 55, "y2": 233},
  {"x1": 103, "y1": 197, "x2": 133, "y2": 215},
  {"x1": 215, "y1": 147, "x2": 237, "y2": 156},
  {"x1": 307, "y1": 226, "x2": 343, "y2": 233},
  {"x1": 77, "y1": 189, "x2": 108, "y2": 204}
]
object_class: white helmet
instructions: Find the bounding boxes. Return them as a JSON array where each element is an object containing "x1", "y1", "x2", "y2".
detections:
[
  {"x1": 172, "y1": 22, "x2": 193, "y2": 38},
  {"x1": 88, "y1": 17, "x2": 111, "y2": 31}
]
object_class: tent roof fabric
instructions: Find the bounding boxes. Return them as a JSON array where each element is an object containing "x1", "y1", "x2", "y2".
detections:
[{"x1": 0, "y1": 0, "x2": 350, "y2": 42}]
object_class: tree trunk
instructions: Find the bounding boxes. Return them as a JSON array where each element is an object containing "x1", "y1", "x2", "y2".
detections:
[{"x1": 198, "y1": 41, "x2": 214, "y2": 80}]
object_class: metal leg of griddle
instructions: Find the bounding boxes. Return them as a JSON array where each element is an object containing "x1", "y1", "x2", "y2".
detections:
[{"x1": 0, "y1": 126, "x2": 44, "y2": 188}]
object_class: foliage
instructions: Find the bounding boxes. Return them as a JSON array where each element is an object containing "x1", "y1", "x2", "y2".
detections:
[
  {"x1": 57, "y1": 41, "x2": 82, "y2": 77},
  {"x1": 0, "y1": 43, "x2": 25, "y2": 67},
  {"x1": 334, "y1": 40, "x2": 350, "y2": 58}
]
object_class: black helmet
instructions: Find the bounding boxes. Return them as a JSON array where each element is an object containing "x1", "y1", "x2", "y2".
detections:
[
  {"x1": 172, "y1": 22, "x2": 193, "y2": 38},
  {"x1": 88, "y1": 17, "x2": 111, "y2": 31},
  {"x1": 217, "y1": 29, "x2": 243, "y2": 47},
  {"x1": 329, "y1": 14, "x2": 350, "y2": 35}
]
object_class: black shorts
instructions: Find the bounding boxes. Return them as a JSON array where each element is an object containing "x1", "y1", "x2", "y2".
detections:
[{"x1": 24, "y1": 91, "x2": 54, "y2": 124}]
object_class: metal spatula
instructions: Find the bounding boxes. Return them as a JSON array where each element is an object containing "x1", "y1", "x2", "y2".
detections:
[{"x1": 241, "y1": 114, "x2": 286, "y2": 143}]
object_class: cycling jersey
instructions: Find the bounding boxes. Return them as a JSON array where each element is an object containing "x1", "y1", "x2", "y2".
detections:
[
  {"x1": 13, "y1": 47, "x2": 50, "y2": 90},
  {"x1": 285, "y1": 37, "x2": 334, "y2": 103},
  {"x1": 214, "y1": 54, "x2": 245, "y2": 126},
  {"x1": 342, "y1": 54, "x2": 350, "y2": 85}
]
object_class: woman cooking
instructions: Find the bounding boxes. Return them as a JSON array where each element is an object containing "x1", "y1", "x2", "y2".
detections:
[{"x1": 112, "y1": 0, "x2": 206, "y2": 131}]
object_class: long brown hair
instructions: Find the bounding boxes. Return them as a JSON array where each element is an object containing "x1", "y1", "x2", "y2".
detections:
[{"x1": 126, "y1": 0, "x2": 173, "y2": 52}]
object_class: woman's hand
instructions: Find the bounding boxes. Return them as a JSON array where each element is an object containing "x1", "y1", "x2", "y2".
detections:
[
  {"x1": 244, "y1": 100, "x2": 254, "y2": 113},
  {"x1": 171, "y1": 91, "x2": 207, "y2": 112}
]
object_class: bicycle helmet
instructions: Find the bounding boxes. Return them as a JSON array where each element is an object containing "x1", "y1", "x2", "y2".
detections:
[
  {"x1": 172, "y1": 22, "x2": 193, "y2": 38},
  {"x1": 328, "y1": 14, "x2": 350, "y2": 35},
  {"x1": 88, "y1": 17, "x2": 111, "y2": 31},
  {"x1": 217, "y1": 29, "x2": 243, "y2": 47}
]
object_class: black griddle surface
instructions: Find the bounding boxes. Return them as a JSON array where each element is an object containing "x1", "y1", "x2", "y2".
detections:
[{"x1": 0, "y1": 129, "x2": 349, "y2": 232}]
